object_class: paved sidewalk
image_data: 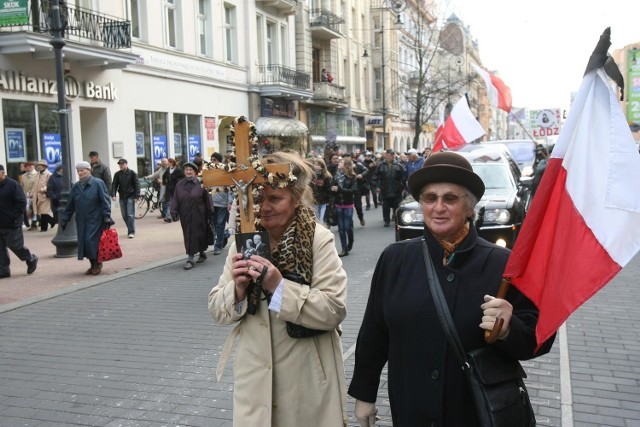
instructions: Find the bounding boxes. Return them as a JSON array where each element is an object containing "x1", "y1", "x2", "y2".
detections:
[{"x1": 1, "y1": 212, "x2": 188, "y2": 310}]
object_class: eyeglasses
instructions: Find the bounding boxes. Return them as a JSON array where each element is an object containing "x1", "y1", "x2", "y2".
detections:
[{"x1": 419, "y1": 192, "x2": 467, "y2": 205}]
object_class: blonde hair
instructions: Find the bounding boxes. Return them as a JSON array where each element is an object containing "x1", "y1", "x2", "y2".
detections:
[
  {"x1": 342, "y1": 159, "x2": 355, "y2": 177},
  {"x1": 263, "y1": 151, "x2": 315, "y2": 209}
]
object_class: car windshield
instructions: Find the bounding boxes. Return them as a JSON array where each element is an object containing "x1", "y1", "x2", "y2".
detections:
[
  {"x1": 472, "y1": 164, "x2": 514, "y2": 192},
  {"x1": 499, "y1": 141, "x2": 535, "y2": 164}
]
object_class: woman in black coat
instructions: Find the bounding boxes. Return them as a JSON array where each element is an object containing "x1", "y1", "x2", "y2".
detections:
[
  {"x1": 170, "y1": 162, "x2": 213, "y2": 270},
  {"x1": 348, "y1": 152, "x2": 555, "y2": 426}
]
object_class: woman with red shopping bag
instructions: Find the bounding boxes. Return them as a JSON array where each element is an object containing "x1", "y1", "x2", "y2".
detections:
[{"x1": 60, "y1": 162, "x2": 114, "y2": 275}]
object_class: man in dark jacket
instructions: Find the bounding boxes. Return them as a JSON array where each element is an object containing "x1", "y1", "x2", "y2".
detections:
[
  {"x1": 111, "y1": 159, "x2": 140, "y2": 238},
  {"x1": 0, "y1": 164, "x2": 38, "y2": 278},
  {"x1": 46, "y1": 164, "x2": 64, "y2": 225},
  {"x1": 343, "y1": 153, "x2": 369, "y2": 226},
  {"x1": 88, "y1": 151, "x2": 112, "y2": 190},
  {"x1": 375, "y1": 149, "x2": 406, "y2": 227}
]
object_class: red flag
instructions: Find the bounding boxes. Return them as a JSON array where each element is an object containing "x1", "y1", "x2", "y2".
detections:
[
  {"x1": 471, "y1": 63, "x2": 512, "y2": 113},
  {"x1": 503, "y1": 67, "x2": 640, "y2": 351},
  {"x1": 432, "y1": 97, "x2": 485, "y2": 153}
]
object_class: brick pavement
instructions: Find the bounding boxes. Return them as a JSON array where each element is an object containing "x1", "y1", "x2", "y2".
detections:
[{"x1": 1, "y1": 205, "x2": 639, "y2": 426}]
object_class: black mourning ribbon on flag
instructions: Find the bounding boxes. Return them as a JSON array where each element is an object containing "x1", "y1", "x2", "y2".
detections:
[{"x1": 584, "y1": 27, "x2": 624, "y2": 100}]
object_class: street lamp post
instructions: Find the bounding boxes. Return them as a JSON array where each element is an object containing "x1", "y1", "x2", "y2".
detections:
[
  {"x1": 376, "y1": 0, "x2": 405, "y2": 150},
  {"x1": 49, "y1": 0, "x2": 78, "y2": 257}
]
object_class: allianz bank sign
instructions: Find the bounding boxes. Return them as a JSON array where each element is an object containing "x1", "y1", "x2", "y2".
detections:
[{"x1": 0, "y1": 68, "x2": 117, "y2": 101}]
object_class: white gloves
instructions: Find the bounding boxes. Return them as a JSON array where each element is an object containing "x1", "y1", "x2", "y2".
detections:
[
  {"x1": 480, "y1": 294, "x2": 513, "y2": 340},
  {"x1": 355, "y1": 399, "x2": 378, "y2": 427}
]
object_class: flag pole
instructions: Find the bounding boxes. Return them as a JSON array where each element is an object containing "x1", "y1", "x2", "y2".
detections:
[{"x1": 506, "y1": 108, "x2": 538, "y2": 143}]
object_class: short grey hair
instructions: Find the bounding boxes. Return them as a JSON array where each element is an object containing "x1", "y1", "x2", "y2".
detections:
[{"x1": 464, "y1": 188, "x2": 478, "y2": 221}]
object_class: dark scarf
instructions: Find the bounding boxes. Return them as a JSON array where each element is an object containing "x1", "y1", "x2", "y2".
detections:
[{"x1": 433, "y1": 221, "x2": 470, "y2": 265}]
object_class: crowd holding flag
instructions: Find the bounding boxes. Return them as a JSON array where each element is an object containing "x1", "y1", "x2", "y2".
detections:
[
  {"x1": 499, "y1": 28, "x2": 640, "y2": 350},
  {"x1": 432, "y1": 95, "x2": 485, "y2": 152}
]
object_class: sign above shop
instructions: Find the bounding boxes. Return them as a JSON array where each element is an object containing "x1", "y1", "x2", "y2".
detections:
[{"x1": 0, "y1": 68, "x2": 118, "y2": 101}]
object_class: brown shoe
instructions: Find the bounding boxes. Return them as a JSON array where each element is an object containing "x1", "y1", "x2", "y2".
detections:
[
  {"x1": 85, "y1": 268, "x2": 94, "y2": 275},
  {"x1": 91, "y1": 266, "x2": 102, "y2": 275}
]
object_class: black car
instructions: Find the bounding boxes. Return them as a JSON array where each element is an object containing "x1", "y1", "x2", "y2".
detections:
[{"x1": 395, "y1": 149, "x2": 532, "y2": 248}]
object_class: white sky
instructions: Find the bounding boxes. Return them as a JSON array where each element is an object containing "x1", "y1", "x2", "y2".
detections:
[{"x1": 446, "y1": 0, "x2": 637, "y2": 110}]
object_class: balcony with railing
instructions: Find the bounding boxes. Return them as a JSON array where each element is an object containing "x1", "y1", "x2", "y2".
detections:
[
  {"x1": 310, "y1": 9, "x2": 344, "y2": 40},
  {"x1": 0, "y1": 0, "x2": 137, "y2": 67},
  {"x1": 258, "y1": 65, "x2": 314, "y2": 100},
  {"x1": 311, "y1": 82, "x2": 346, "y2": 106},
  {"x1": 255, "y1": 0, "x2": 297, "y2": 15}
]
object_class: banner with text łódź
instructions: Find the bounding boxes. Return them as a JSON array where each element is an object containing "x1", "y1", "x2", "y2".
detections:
[
  {"x1": 188, "y1": 135, "x2": 200, "y2": 162},
  {"x1": 6, "y1": 128, "x2": 26, "y2": 162},
  {"x1": 43, "y1": 133, "x2": 62, "y2": 172},
  {"x1": 0, "y1": 0, "x2": 28, "y2": 26},
  {"x1": 152, "y1": 135, "x2": 167, "y2": 167}
]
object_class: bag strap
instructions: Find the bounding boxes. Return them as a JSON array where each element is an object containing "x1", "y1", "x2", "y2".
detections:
[{"x1": 421, "y1": 239, "x2": 468, "y2": 368}]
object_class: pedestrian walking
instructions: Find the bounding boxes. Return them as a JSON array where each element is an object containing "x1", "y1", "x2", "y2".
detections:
[
  {"x1": 207, "y1": 153, "x2": 233, "y2": 255},
  {"x1": 32, "y1": 160, "x2": 55, "y2": 232},
  {"x1": 145, "y1": 158, "x2": 168, "y2": 218},
  {"x1": 208, "y1": 151, "x2": 348, "y2": 426},
  {"x1": 0, "y1": 164, "x2": 38, "y2": 278},
  {"x1": 60, "y1": 162, "x2": 113, "y2": 275},
  {"x1": 46, "y1": 164, "x2": 64, "y2": 226},
  {"x1": 310, "y1": 158, "x2": 333, "y2": 225},
  {"x1": 88, "y1": 151, "x2": 112, "y2": 191},
  {"x1": 375, "y1": 149, "x2": 406, "y2": 227},
  {"x1": 332, "y1": 158, "x2": 357, "y2": 256},
  {"x1": 20, "y1": 160, "x2": 38, "y2": 230},
  {"x1": 170, "y1": 162, "x2": 213, "y2": 269},
  {"x1": 363, "y1": 152, "x2": 378, "y2": 209},
  {"x1": 111, "y1": 159, "x2": 140, "y2": 238},
  {"x1": 162, "y1": 158, "x2": 184, "y2": 221},
  {"x1": 349, "y1": 152, "x2": 555, "y2": 426}
]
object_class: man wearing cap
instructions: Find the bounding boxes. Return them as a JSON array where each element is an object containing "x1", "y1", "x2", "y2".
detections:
[
  {"x1": 32, "y1": 160, "x2": 55, "y2": 232},
  {"x1": 20, "y1": 160, "x2": 38, "y2": 230},
  {"x1": 375, "y1": 149, "x2": 406, "y2": 227},
  {"x1": 0, "y1": 164, "x2": 38, "y2": 278},
  {"x1": 405, "y1": 148, "x2": 425, "y2": 177},
  {"x1": 111, "y1": 159, "x2": 140, "y2": 238},
  {"x1": 193, "y1": 153, "x2": 204, "y2": 173},
  {"x1": 88, "y1": 151, "x2": 112, "y2": 190}
]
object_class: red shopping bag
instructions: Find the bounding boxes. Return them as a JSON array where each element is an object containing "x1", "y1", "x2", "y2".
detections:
[{"x1": 98, "y1": 228, "x2": 123, "y2": 263}]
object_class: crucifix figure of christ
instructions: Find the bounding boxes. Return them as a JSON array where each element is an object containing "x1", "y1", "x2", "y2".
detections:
[{"x1": 201, "y1": 119, "x2": 290, "y2": 232}]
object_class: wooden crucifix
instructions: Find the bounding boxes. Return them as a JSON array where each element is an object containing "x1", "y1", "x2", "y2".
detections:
[{"x1": 201, "y1": 119, "x2": 290, "y2": 232}]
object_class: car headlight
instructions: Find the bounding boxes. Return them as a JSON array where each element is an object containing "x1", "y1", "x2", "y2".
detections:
[
  {"x1": 400, "y1": 209, "x2": 424, "y2": 225},
  {"x1": 484, "y1": 209, "x2": 511, "y2": 224}
]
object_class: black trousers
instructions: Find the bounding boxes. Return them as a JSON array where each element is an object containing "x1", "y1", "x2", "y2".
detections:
[
  {"x1": 0, "y1": 227, "x2": 35, "y2": 276},
  {"x1": 354, "y1": 191, "x2": 364, "y2": 221},
  {"x1": 382, "y1": 195, "x2": 402, "y2": 223}
]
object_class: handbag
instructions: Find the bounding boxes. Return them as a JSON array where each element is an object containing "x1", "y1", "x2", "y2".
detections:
[
  {"x1": 324, "y1": 198, "x2": 338, "y2": 226},
  {"x1": 421, "y1": 241, "x2": 535, "y2": 427},
  {"x1": 206, "y1": 219, "x2": 215, "y2": 246},
  {"x1": 98, "y1": 228, "x2": 123, "y2": 263}
]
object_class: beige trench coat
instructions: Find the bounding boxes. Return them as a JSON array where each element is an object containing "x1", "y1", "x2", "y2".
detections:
[
  {"x1": 32, "y1": 169, "x2": 52, "y2": 215},
  {"x1": 208, "y1": 224, "x2": 348, "y2": 427}
]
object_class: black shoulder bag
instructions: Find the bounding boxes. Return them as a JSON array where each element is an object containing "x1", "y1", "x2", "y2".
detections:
[{"x1": 421, "y1": 241, "x2": 536, "y2": 427}]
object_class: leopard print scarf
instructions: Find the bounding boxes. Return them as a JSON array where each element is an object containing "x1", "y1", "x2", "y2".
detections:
[{"x1": 263, "y1": 205, "x2": 316, "y2": 285}]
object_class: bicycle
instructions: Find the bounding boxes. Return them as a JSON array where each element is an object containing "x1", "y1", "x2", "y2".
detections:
[{"x1": 136, "y1": 178, "x2": 162, "y2": 219}]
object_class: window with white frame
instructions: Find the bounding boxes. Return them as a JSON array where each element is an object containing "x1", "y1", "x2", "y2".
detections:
[
  {"x1": 266, "y1": 21, "x2": 276, "y2": 65},
  {"x1": 256, "y1": 15, "x2": 264, "y2": 65},
  {"x1": 224, "y1": 4, "x2": 238, "y2": 64},
  {"x1": 164, "y1": 0, "x2": 179, "y2": 49},
  {"x1": 374, "y1": 68, "x2": 382, "y2": 101},
  {"x1": 130, "y1": 0, "x2": 141, "y2": 38},
  {"x1": 197, "y1": 0, "x2": 211, "y2": 56}
]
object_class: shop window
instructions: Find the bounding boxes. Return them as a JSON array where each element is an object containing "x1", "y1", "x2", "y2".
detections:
[
  {"x1": 174, "y1": 113, "x2": 202, "y2": 165},
  {"x1": 135, "y1": 110, "x2": 167, "y2": 176}
]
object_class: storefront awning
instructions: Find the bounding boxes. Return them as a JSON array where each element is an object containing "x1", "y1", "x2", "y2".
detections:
[{"x1": 255, "y1": 117, "x2": 308, "y2": 138}]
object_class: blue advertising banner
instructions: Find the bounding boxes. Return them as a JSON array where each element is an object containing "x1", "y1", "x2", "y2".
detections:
[
  {"x1": 43, "y1": 133, "x2": 62, "y2": 172},
  {"x1": 136, "y1": 132, "x2": 145, "y2": 157},
  {"x1": 188, "y1": 135, "x2": 200, "y2": 162},
  {"x1": 6, "y1": 128, "x2": 26, "y2": 162},
  {"x1": 152, "y1": 135, "x2": 167, "y2": 166}
]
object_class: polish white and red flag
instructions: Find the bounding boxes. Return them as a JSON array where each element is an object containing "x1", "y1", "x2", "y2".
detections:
[
  {"x1": 471, "y1": 63, "x2": 512, "y2": 113},
  {"x1": 503, "y1": 44, "x2": 640, "y2": 350},
  {"x1": 432, "y1": 96, "x2": 485, "y2": 152}
]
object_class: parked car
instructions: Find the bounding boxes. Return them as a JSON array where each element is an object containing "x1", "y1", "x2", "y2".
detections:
[
  {"x1": 455, "y1": 139, "x2": 537, "y2": 177},
  {"x1": 395, "y1": 149, "x2": 532, "y2": 248}
]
